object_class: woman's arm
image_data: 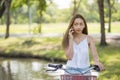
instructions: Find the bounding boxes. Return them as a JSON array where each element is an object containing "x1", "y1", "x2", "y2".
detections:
[
  {"x1": 65, "y1": 28, "x2": 74, "y2": 60},
  {"x1": 65, "y1": 38, "x2": 74, "y2": 60},
  {"x1": 88, "y1": 35, "x2": 105, "y2": 71}
]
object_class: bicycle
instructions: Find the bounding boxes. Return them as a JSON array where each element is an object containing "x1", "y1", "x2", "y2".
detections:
[{"x1": 46, "y1": 64, "x2": 100, "y2": 80}]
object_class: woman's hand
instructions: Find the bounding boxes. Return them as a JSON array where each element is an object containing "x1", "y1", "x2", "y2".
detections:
[
  {"x1": 95, "y1": 62, "x2": 105, "y2": 71},
  {"x1": 68, "y1": 28, "x2": 74, "y2": 39}
]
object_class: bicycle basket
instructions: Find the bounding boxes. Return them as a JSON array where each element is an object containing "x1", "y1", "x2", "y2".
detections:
[{"x1": 61, "y1": 74, "x2": 97, "y2": 80}]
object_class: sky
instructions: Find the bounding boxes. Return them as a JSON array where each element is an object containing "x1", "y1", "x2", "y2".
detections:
[
  {"x1": 53, "y1": 0, "x2": 72, "y2": 9},
  {"x1": 53, "y1": 0, "x2": 120, "y2": 9},
  {"x1": 52, "y1": 0, "x2": 94, "y2": 9}
]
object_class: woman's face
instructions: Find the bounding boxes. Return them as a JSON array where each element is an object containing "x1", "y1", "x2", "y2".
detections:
[{"x1": 72, "y1": 18, "x2": 85, "y2": 34}]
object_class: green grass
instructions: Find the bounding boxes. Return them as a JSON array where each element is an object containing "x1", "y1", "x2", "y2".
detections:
[
  {"x1": 0, "y1": 22, "x2": 120, "y2": 34},
  {"x1": 95, "y1": 44, "x2": 120, "y2": 80},
  {"x1": 0, "y1": 37, "x2": 120, "y2": 80},
  {"x1": 0, "y1": 37, "x2": 65, "y2": 59}
]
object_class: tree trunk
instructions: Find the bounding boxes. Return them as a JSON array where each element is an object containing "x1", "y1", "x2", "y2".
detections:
[
  {"x1": 38, "y1": 13, "x2": 42, "y2": 33},
  {"x1": 97, "y1": 0, "x2": 107, "y2": 46},
  {"x1": 5, "y1": 0, "x2": 11, "y2": 39},
  {"x1": 0, "y1": 0, "x2": 6, "y2": 18},
  {"x1": 28, "y1": 0, "x2": 32, "y2": 33},
  {"x1": 72, "y1": 0, "x2": 81, "y2": 16},
  {"x1": 14, "y1": 11, "x2": 17, "y2": 24},
  {"x1": 73, "y1": 0, "x2": 77, "y2": 16},
  {"x1": 107, "y1": 0, "x2": 111, "y2": 33}
]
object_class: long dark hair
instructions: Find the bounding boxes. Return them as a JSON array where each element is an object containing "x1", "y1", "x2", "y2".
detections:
[{"x1": 62, "y1": 14, "x2": 88, "y2": 49}]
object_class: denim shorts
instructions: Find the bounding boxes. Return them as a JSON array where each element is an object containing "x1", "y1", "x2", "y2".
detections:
[{"x1": 65, "y1": 66, "x2": 91, "y2": 75}]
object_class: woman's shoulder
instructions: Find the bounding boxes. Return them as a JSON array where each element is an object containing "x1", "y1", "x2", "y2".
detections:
[
  {"x1": 83, "y1": 34, "x2": 93, "y2": 39},
  {"x1": 85, "y1": 35, "x2": 94, "y2": 44},
  {"x1": 87, "y1": 35, "x2": 93, "y2": 39}
]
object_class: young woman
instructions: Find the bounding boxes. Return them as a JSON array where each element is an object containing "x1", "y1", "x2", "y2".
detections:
[{"x1": 62, "y1": 14, "x2": 104, "y2": 74}]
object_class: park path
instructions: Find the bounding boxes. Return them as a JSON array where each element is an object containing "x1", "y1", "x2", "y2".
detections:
[
  {"x1": 0, "y1": 33, "x2": 120, "y2": 44},
  {"x1": 0, "y1": 33, "x2": 120, "y2": 38}
]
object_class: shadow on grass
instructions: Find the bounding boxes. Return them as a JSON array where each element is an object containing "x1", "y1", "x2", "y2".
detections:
[{"x1": 22, "y1": 39, "x2": 41, "y2": 47}]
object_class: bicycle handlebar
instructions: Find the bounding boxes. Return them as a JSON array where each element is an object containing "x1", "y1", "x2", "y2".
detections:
[
  {"x1": 46, "y1": 64, "x2": 63, "y2": 72},
  {"x1": 46, "y1": 64, "x2": 100, "y2": 72},
  {"x1": 91, "y1": 65, "x2": 100, "y2": 72},
  {"x1": 48, "y1": 64, "x2": 63, "y2": 69}
]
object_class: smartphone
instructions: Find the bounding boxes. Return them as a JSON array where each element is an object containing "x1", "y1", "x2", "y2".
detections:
[{"x1": 70, "y1": 28, "x2": 74, "y2": 33}]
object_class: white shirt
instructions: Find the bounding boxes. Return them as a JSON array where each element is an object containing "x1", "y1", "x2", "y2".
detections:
[{"x1": 66, "y1": 37, "x2": 90, "y2": 68}]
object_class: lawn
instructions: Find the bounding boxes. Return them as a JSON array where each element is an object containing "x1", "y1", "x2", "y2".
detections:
[
  {"x1": 0, "y1": 36, "x2": 120, "y2": 80},
  {"x1": 0, "y1": 22, "x2": 120, "y2": 34}
]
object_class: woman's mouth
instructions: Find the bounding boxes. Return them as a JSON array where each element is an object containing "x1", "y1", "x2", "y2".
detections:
[{"x1": 76, "y1": 30, "x2": 81, "y2": 32}]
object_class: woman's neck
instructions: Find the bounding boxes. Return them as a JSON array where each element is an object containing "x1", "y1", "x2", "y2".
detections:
[{"x1": 74, "y1": 33, "x2": 83, "y2": 38}]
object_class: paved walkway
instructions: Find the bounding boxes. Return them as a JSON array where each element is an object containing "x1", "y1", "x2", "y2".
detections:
[
  {"x1": 0, "y1": 33, "x2": 120, "y2": 39},
  {"x1": 1, "y1": 33, "x2": 119, "y2": 46}
]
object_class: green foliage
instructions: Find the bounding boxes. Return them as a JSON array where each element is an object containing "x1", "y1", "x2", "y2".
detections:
[
  {"x1": 42, "y1": 2, "x2": 72, "y2": 23},
  {"x1": 11, "y1": 0, "x2": 27, "y2": 9},
  {"x1": 112, "y1": 11, "x2": 120, "y2": 21},
  {"x1": 1, "y1": 0, "x2": 120, "y2": 24},
  {"x1": 104, "y1": 0, "x2": 120, "y2": 22},
  {"x1": 42, "y1": 2, "x2": 58, "y2": 23},
  {"x1": 36, "y1": 0, "x2": 46, "y2": 14}
]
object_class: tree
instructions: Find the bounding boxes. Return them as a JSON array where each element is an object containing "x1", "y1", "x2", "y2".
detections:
[
  {"x1": 28, "y1": 0, "x2": 32, "y2": 33},
  {"x1": 36, "y1": 0, "x2": 47, "y2": 33},
  {"x1": 72, "y1": 0, "x2": 81, "y2": 16},
  {"x1": 0, "y1": 0, "x2": 6, "y2": 18},
  {"x1": 11, "y1": 0, "x2": 28, "y2": 24},
  {"x1": 5, "y1": 0, "x2": 12, "y2": 39},
  {"x1": 107, "y1": 0, "x2": 115, "y2": 33},
  {"x1": 97, "y1": 0, "x2": 107, "y2": 46}
]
